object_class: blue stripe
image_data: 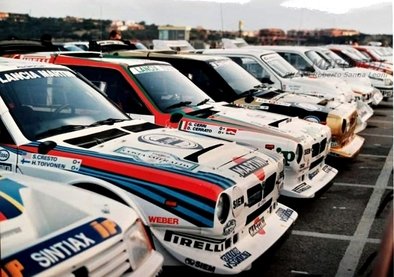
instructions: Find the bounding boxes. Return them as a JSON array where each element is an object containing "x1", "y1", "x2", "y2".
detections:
[
  {"x1": 0, "y1": 178, "x2": 25, "y2": 204},
  {"x1": 80, "y1": 167, "x2": 214, "y2": 227},
  {"x1": 23, "y1": 143, "x2": 235, "y2": 189}
]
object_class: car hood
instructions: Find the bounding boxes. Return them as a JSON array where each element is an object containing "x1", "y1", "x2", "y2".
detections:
[
  {"x1": 50, "y1": 120, "x2": 274, "y2": 178},
  {"x1": 283, "y1": 75, "x2": 354, "y2": 102},
  {"x1": 207, "y1": 102, "x2": 330, "y2": 141}
]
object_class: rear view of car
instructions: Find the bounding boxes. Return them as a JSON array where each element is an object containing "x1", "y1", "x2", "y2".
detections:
[{"x1": 0, "y1": 171, "x2": 163, "y2": 276}]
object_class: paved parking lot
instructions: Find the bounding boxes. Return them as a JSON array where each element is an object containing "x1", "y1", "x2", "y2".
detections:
[{"x1": 161, "y1": 99, "x2": 393, "y2": 277}]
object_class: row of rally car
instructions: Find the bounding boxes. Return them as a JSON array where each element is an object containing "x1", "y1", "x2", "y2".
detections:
[{"x1": 0, "y1": 40, "x2": 390, "y2": 276}]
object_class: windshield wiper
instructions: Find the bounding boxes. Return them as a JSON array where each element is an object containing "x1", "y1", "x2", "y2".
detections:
[
  {"x1": 35, "y1": 125, "x2": 87, "y2": 139},
  {"x1": 164, "y1": 101, "x2": 192, "y2": 111},
  {"x1": 88, "y1": 118, "x2": 128, "y2": 127},
  {"x1": 196, "y1": 98, "x2": 211, "y2": 106},
  {"x1": 283, "y1": 72, "x2": 296, "y2": 78}
]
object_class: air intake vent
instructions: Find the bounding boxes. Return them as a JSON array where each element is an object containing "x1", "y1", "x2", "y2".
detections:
[
  {"x1": 64, "y1": 129, "x2": 128, "y2": 148},
  {"x1": 72, "y1": 239, "x2": 133, "y2": 276},
  {"x1": 122, "y1": 122, "x2": 161, "y2": 132}
]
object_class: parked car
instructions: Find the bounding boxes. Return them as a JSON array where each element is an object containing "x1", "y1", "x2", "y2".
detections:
[
  {"x1": 313, "y1": 46, "x2": 393, "y2": 100},
  {"x1": 18, "y1": 52, "x2": 338, "y2": 199},
  {"x1": 0, "y1": 170, "x2": 163, "y2": 276},
  {"x1": 0, "y1": 57, "x2": 297, "y2": 274},
  {"x1": 195, "y1": 47, "x2": 373, "y2": 132},
  {"x1": 259, "y1": 45, "x2": 382, "y2": 106},
  {"x1": 326, "y1": 44, "x2": 393, "y2": 75},
  {"x1": 353, "y1": 45, "x2": 393, "y2": 65},
  {"x1": 110, "y1": 50, "x2": 364, "y2": 159}
]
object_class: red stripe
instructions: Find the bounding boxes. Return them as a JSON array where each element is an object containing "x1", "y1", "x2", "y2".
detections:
[
  {"x1": 0, "y1": 212, "x2": 7, "y2": 221},
  {"x1": 20, "y1": 146, "x2": 222, "y2": 201}
]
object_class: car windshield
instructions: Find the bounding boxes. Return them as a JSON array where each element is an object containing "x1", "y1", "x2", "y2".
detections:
[
  {"x1": 260, "y1": 53, "x2": 299, "y2": 78},
  {"x1": 321, "y1": 50, "x2": 350, "y2": 68},
  {"x1": 305, "y1": 50, "x2": 331, "y2": 70},
  {"x1": 343, "y1": 48, "x2": 371, "y2": 62},
  {"x1": 0, "y1": 68, "x2": 128, "y2": 140},
  {"x1": 209, "y1": 59, "x2": 262, "y2": 95},
  {"x1": 129, "y1": 64, "x2": 213, "y2": 111}
]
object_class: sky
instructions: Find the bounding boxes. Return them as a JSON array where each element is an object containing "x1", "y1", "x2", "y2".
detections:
[{"x1": 1, "y1": 0, "x2": 393, "y2": 34}]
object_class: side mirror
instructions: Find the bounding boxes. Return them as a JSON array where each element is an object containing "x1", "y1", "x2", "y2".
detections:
[
  {"x1": 170, "y1": 113, "x2": 183, "y2": 123},
  {"x1": 259, "y1": 77, "x2": 274, "y2": 84}
]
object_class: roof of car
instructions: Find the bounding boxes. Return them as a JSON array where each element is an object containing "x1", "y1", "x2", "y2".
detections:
[
  {"x1": 202, "y1": 48, "x2": 276, "y2": 56},
  {"x1": 110, "y1": 50, "x2": 231, "y2": 63},
  {"x1": 256, "y1": 45, "x2": 314, "y2": 53},
  {"x1": 89, "y1": 56, "x2": 171, "y2": 67},
  {"x1": 0, "y1": 57, "x2": 67, "y2": 71}
]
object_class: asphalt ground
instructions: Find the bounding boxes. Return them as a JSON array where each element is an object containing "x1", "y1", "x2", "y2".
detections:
[{"x1": 161, "y1": 98, "x2": 393, "y2": 277}]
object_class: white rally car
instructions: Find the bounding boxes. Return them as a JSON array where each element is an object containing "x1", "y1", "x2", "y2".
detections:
[
  {"x1": 259, "y1": 45, "x2": 382, "y2": 105},
  {"x1": 200, "y1": 47, "x2": 374, "y2": 131},
  {"x1": 314, "y1": 46, "x2": 393, "y2": 101},
  {"x1": 28, "y1": 53, "x2": 339, "y2": 199},
  {"x1": 0, "y1": 171, "x2": 163, "y2": 277},
  {"x1": 0, "y1": 57, "x2": 297, "y2": 274}
]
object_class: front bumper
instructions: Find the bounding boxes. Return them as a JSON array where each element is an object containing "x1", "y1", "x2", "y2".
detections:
[
  {"x1": 152, "y1": 202, "x2": 297, "y2": 274},
  {"x1": 355, "y1": 101, "x2": 373, "y2": 133},
  {"x1": 330, "y1": 134, "x2": 365, "y2": 158},
  {"x1": 376, "y1": 87, "x2": 393, "y2": 98},
  {"x1": 282, "y1": 163, "x2": 337, "y2": 198}
]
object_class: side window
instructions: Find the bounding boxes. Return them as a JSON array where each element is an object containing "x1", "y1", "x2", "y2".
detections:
[
  {"x1": 0, "y1": 120, "x2": 14, "y2": 144},
  {"x1": 174, "y1": 61, "x2": 226, "y2": 101},
  {"x1": 69, "y1": 66, "x2": 151, "y2": 115},
  {"x1": 279, "y1": 53, "x2": 311, "y2": 71},
  {"x1": 233, "y1": 56, "x2": 270, "y2": 79}
]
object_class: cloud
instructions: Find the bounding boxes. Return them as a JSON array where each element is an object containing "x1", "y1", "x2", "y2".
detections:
[{"x1": 281, "y1": 0, "x2": 391, "y2": 14}]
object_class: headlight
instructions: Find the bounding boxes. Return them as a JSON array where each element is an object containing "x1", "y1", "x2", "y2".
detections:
[
  {"x1": 216, "y1": 193, "x2": 230, "y2": 224},
  {"x1": 126, "y1": 219, "x2": 152, "y2": 269},
  {"x1": 384, "y1": 78, "x2": 393, "y2": 86},
  {"x1": 296, "y1": 144, "x2": 303, "y2": 164}
]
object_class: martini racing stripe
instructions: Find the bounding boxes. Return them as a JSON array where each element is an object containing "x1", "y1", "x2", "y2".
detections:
[
  {"x1": 0, "y1": 178, "x2": 25, "y2": 220},
  {"x1": 18, "y1": 144, "x2": 234, "y2": 194},
  {"x1": 80, "y1": 166, "x2": 215, "y2": 227}
]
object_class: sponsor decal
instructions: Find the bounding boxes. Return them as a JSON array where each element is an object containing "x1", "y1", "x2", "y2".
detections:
[
  {"x1": 309, "y1": 168, "x2": 319, "y2": 179},
  {"x1": 148, "y1": 216, "x2": 179, "y2": 225},
  {"x1": 0, "y1": 163, "x2": 12, "y2": 171},
  {"x1": 223, "y1": 219, "x2": 236, "y2": 236},
  {"x1": 304, "y1": 148, "x2": 311, "y2": 155},
  {"x1": 0, "y1": 69, "x2": 75, "y2": 84},
  {"x1": 1, "y1": 218, "x2": 121, "y2": 276},
  {"x1": 0, "y1": 179, "x2": 26, "y2": 220},
  {"x1": 255, "y1": 98, "x2": 268, "y2": 103},
  {"x1": 292, "y1": 182, "x2": 312, "y2": 193},
  {"x1": 129, "y1": 65, "x2": 175, "y2": 75},
  {"x1": 20, "y1": 153, "x2": 81, "y2": 171},
  {"x1": 115, "y1": 146, "x2": 197, "y2": 170},
  {"x1": 221, "y1": 247, "x2": 251, "y2": 269},
  {"x1": 0, "y1": 149, "x2": 10, "y2": 161},
  {"x1": 259, "y1": 105, "x2": 269, "y2": 110},
  {"x1": 230, "y1": 156, "x2": 268, "y2": 178},
  {"x1": 164, "y1": 231, "x2": 233, "y2": 252},
  {"x1": 225, "y1": 128, "x2": 237, "y2": 135},
  {"x1": 248, "y1": 217, "x2": 266, "y2": 236},
  {"x1": 276, "y1": 207, "x2": 294, "y2": 222},
  {"x1": 233, "y1": 196, "x2": 244, "y2": 209},
  {"x1": 179, "y1": 121, "x2": 238, "y2": 136},
  {"x1": 138, "y1": 134, "x2": 203, "y2": 149},
  {"x1": 185, "y1": 258, "x2": 216, "y2": 273},
  {"x1": 275, "y1": 148, "x2": 296, "y2": 166},
  {"x1": 322, "y1": 164, "x2": 333, "y2": 173}
]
